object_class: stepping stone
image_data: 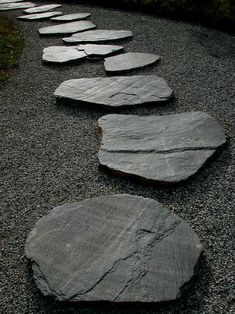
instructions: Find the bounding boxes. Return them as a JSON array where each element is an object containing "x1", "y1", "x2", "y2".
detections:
[
  {"x1": 24, "y1": 4, "x2": 61, "y2": 14},
  {"x1": 18, "y1": 11, "x2": 62, "y2": 20},
  {"x1": 98, "y1": 112, "x2": 226, "y2": 183},
  {"x1": 63, "y1": 29, "x2": 133, "y2": 43},
  {"x1": 105, "y1": 52, "x2": 160, "y2": 73},
  {"x1": 25, "y1": 194, "x2": 203, "y2": 302},
  {"x1": 0, "y1": 0, "x2": 24, "y2": 4},
  {"x1": 79, "y1": 44, "x2": 123, "y2": 58},
  {"x1": 43, "y1": 46, "x2": 86, "y2": 63},
  {"x1": 0, "y1": 2, "x2": 35, "y2": 10},
  {"x1": 39, "y1": 21, "x2": 96, "y2": 36},
  {"x1": 51, "y1": 13, "x2": 91, "y2": 22},
  {"x1": 54, "y1": 75, "x2": 173, "y2": 107}
]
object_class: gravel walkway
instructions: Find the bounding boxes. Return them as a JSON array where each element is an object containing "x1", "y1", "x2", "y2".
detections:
[{"x1": 1, "y1": 1, "x2": 234, "y2": 313}]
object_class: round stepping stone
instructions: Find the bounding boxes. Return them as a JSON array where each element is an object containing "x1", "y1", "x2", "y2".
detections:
[
  {"x1": 0, "y1": 0, "x2": 24, "y2": 4},
  {"x1": 18, "y1": 11, "x2": 62, "y2": 20},
  {"x1": 105, "y1": 52, "x2": 160, "y2": 73},
  {"x1": 24, "y1": 4, "x2": 61, "y2": 14},
  {"x1": 0, "y1": 2, "x2": 35, "y2": 10},
  {"x1": 43, "y1": 46, "x2": 87, "y2": 63},
  {"x1": 63, "y1": 29, "x2": 133, "y2": 43},
  {"x1": 39, "y1": 21, "x2": 96, "y2": 36},
  {"x1": 25, "y1": 194, "x2": 203, "y2": 302},
  {"x1": 51, "y1": 13, "x2": 91, "y2": 22},
  {"x1": 54, "y1": 75, "x2": 173, "y2": 107},
  {"x1": 98, "y1": 112, "x2": 226, "y2": 184}
]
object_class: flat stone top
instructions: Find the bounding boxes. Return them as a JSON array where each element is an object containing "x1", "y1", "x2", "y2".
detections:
[
  {"x1": 51, "y1": 13, "x2": 91, "y2": 21},
  {"x1": 0, "y1": 2, "x2": 35, "y2": 10},
  {"x1": 24, "y1": 4, "x2": 61, "y2": 14},
  {"x1": 63, "y1": 29, "x2": 133, "y2": 43},
  {"x1": 0, "y1": 0, "x2": 24, "y2": 4},
  {"x1": 98, "y1": 112, "x2": 226, "y2": 183},
  {"x1": 78, "y1": 44, "x2": 123, "y2": 57},
  {"x1": 43, "y1": 46, "x2": 87, "y2": 63},
  {"x1": 105, "y1": 52, "x2": 160, "y2": 72},
  {"x1": 54, "y1": 75, "x2": 173, "y2": 107},
  {"x1": 25, "y1": 194, "x2": 202, "y2": 302},
  {"x1": 18, "y1": 11, "x2": 62, "y2": 20},
  {"x1": 39, "y1": 21, "x2": 96, "y2": 35}
]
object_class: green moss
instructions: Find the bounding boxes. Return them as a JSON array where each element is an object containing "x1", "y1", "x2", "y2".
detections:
[{"x1": 0, "y1": 16, "x2": 24, "y2": 82}]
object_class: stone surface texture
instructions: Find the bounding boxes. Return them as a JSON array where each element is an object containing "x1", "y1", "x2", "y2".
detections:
[
  {"x1": 98, "y1": 112, "x2": 226, "y2": 183},
  {"x1": 105, "y1": 52, "x2": 160, "y2": 72},
  {"x1": 25, "y1": 194, "x2": 203, "y2": 302},
  {"x1": 63, "y1": 29, "x2": 133, "y2": 43},
  {"x1": 54, "y1": 75, "x2": 173, "y2": 107},
  {"x1": 78, "y1": 44, "x2": 123, "y2": 57},
  {"x1": 51, "y1": 13, "x2": 91, "y2": 21},
  {"x1": 24, "y1": 4, "x2": 61, "y2": 14},
  {"x1": 18, "y1": 11, "x2": 62, "y2": 20},
  {"x1": 0, "y1": 0, "x2": 24, "y2": 4},
  {"x1": 0, "y1": 2, "x2": 35, "y2": 10},
  {"x1": 39, "y1": 20, "x2": 96, "y2": 35},
  {"x1": 43, "y1": 46, "x2": 87, "y2": 63}
]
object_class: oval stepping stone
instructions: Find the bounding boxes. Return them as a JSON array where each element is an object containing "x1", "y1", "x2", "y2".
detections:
[
  {"x1": 25, "y1": 194, "x2": 203, "y2": 302},
  {"x1": 0, "y1": 0, "x2": 24, "y2": 4},
  {"x1": 43, "y1": 46, "x2": 87, "y2": 63},
  {"x1": 51, "y1": 13, "x2": 91, "y2": 22},
  {"x1": 0, "y1": 2, "x2": 35, "y2": 10},
  {"x1": 39, "y1": 21, "x2": 96, "y2": 36},
  {"x1": 24, "y1": 4, "x2": 61, "y2": 14},
  {"x1": 78, "y1": 44, "x2": 123, "y2": 57},
  {"x1": 105, "y1": 52, "x2": 160, "y2": 73},
  {"x1": 54, "y1": 75, "x2": 173, "y2": 108},
  {"x1": 18, "y1": 11, "x2": 62, "y2": 20},
  {"x1": 98, "y1": 112, "x2": 226, "y2": 183},
  {"x1": 63, "y1": 29, "x2": 133, "y2": 43}
]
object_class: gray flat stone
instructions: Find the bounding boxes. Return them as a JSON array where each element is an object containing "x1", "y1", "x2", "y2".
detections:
[
  {"x1": 43, "y1": 46, "x2": 86, "y2": 63},
  {"x1": 39, "y1": 21, "x2": 96, "y2": 36},
  {"x1": 0, "y1": 0, "x2": 24, "y2": 4},
  {"x1": 105, "y1": 52, "x2": 160, "y2": 73},
  {"x1": 63, "y1": 29, "x2": 133, "y2": 43},
  {"x1": 25, "y1": 194, "x2": 203, "y2": 302},
  {"x1": 78, "y1": 44, "x2": 123, "y2": 57},
  {"x1": 54, "y1": 75, "x2": 173, "y2": 107},
  {"x1": 18, "y1": 11, "x2": 62, "y2": 20},
  {"x1": 51, "y1": 13, "x2": 91, "y2": 22},
  {"x1": 24, "y1": 4, "x2": 61, "y2": 14},
  {"x1": 98, "y1": 112, "x2": 226, "y2": 183},
  {"x1": 0, "y1": 2, "x2": 35, "y2": 10}
]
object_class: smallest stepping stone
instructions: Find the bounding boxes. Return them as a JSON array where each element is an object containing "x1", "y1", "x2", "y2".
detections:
[
  {"x1": 24, "y1": 4, "x2": 61, "y2": 14},
  {"x1": 0, "y1": 2, "x2": 35, "y2": 10},
  {"x1": 104, "y1": 52, "x2": 160, "y2": 73},
  {"x1": 39, "y1": 21, "x2": 96, "y2": 36},
  {"x1": 79, "y1": 44, "x2": 123, "y2": 58},
  {"x1": 18, "y1": 11, "x2": 62, "y2": 20},
  {"x1": 43, "y1": 46, "x2": 86, "y2": 63},
  {"x1": 51, "y1": 13, "x2": 91, "y2": 22}
]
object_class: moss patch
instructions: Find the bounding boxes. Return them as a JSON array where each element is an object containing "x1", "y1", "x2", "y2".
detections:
[{"x1": 0, "y1": 16, "x2": 24, "y2": 82}]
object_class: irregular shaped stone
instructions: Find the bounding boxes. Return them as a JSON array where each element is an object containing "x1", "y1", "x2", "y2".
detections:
[
  {"x1": 63, "y1": 29, "x2": 133, "y2": 43},
  {"x1": 43, "y1": 46, "x2": 86, "y2": 63},
  {"x1": 0, "y1": 0, "x2": 24, "y2": 4},
  {"x1": 24, "y1": 4, "x2": 61, "y2": 14},
  {"x1": 0, "y1": 2, "x2": 35, "y2": 10},
  {"x1": 25, "y1": 194, "x2": 203, "y2": 302},
  {"x1": 39, "y1": 21, "x2": 96, "y2": 36},
  {"x1": 51, "y1": 13, "x2": 91, "y2": 22},
  {"x1": 105, "y1": 52, "x2": 160, "y2": 73},
  {"x1": 78, "y1": 44, "x2": 123, "y2": 57},
  {"x1": 18, "y1": 11, "x2": 62, "y2": 20},
  {"x1": 98, "y1": 112, "x2": 226, "y2": 183},
  {"x1": 54, "y1": 75, "x2": 173, "y2": 107}
]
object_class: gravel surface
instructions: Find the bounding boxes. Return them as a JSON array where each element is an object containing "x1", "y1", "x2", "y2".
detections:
[{"x1": 1, "y1": 1, "x2": 234, "y2": 313}]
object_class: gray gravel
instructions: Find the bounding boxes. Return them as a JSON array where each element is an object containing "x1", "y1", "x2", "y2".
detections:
[{"x1": 0, "y1": 1, "x2": 235, "y2": 313}]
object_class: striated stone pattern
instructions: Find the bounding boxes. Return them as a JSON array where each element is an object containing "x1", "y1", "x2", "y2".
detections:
[
  {"x1": 24, "y1": 4, "x2": 61, "y2": 14},
  {"x1": 39, "y1": 21, "x2": 96, "y2": 35},
  {"x1": 54, "y1": 75, "x2": 173, "y2": 107},
  {"x1": 25, "y1": 194, "x2": 203, "y2": 302},
  {"x1": 0, "y1": 2, "x2": 35, "y2": 10},
  {"x1": 98, "y1": 112, "x2": 226, "y2": 183},
  {"x1": 63, "y1": 29, "x2": 133, "y2": 43},
  {"x1": 18, "y1": 11, "x2": 62, "y2": 20},
  {"x1": 51, "y1": 13, "x2": 91, "y2": 22}
]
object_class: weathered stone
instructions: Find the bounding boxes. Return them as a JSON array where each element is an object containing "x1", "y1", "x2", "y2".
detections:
[
  {"x1": 25, "y1": 194, "x2": 203, "y2": 302},
  {"x1": 98, "y1": 112, "x2": 226, "y2": 183},
  {"x1": 0, "y1": 0, "x2": 24, "y2": 4},
  {"x1": 51, "y1": 13, "x2": 91, "y2": 22},
  {"x1": 0, "y1": 2, "x2": 35, "y2": 10},
  {"x1": 24, "y1": 4, "x2": 61, "y2": 14},
  {"x1": 105, "y1": 52, "x2": 160, "y2": 73},
  {"x1": 54, "y1": 75, "x2": 173, "y2": 107},
  {"x1": 18, "y1": 11, "x2": 62, "y2": 20},
  {"x1": 78, "y1": 44, "x2": 123, "y2": 57},
  {"x1": 63, "y1": 29, "x2": 133, "y2": 43},
  {"x1": 39, "y1": 21, "x2": 96, "y2": 36},
  {"x1": 43, "y1": 46, "x2": 86, "y2": 63}
]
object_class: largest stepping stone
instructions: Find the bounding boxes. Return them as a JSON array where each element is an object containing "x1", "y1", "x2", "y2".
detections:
[
  {"x1": 25, "y1": 194, "x2": 203, "y2": 302},
  {"x1": 98, "y1": 112, "x2": 226, "y2": 183},
  {"x1": 24, "y1": 4, "x2": 61, "y2": 14},
  {"x1": 54, "y1": 75, "x2": 173, "y2": 108},
  {"x1": 0, "y1": 2, "x2": 35, "y2": 10},
  {"x1": 39, "y1": 21, "x2": 96, "y2": 36}
]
